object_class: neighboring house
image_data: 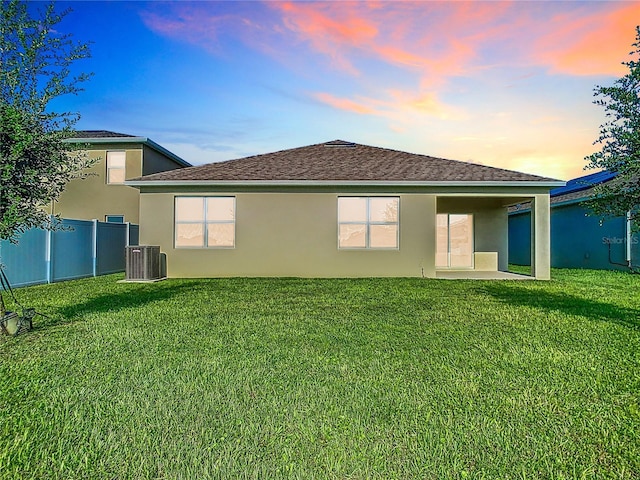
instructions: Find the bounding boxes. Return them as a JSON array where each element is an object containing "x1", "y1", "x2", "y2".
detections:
[
  {"x1": 127, "y1": 140, "x2": 563, "y2": 279},
  {"x1": 509, "y1": 170, "x2": 638, "y2": 270},
  {"x1": 49, "y1": 130, "x2": 191, "y2": 224}
]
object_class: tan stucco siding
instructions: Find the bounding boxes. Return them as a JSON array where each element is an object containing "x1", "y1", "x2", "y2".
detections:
[
  {"x1": 475, "y1": 209, "x2": 509, "y2": 271},
  {"x1": 51, "y1": 147, "x2": 142, "y2": 223},
  {"x1": 140, "y1": 192, "x2": 437, "y2": 278},
  {"x1": 142, "y1": 146, "x2": 185, "y2": 175}
]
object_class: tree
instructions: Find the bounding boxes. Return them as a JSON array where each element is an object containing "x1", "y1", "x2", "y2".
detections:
[
  {"x1": 0, "y1": 0, "x2": 93, "y2": 316},
  {"x1": 585, "y1": 26, "x2": 640, "y2": 231}
]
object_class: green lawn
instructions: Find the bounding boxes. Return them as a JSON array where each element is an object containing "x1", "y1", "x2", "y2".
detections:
[{"x1": 1, "y1": 270, "x2": 639, "y2": 479}]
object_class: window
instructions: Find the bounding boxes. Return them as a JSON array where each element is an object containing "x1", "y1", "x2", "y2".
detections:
[
  {"x1": 175, "y1": 197, "x2": 235, "y2": 248},
  {"x1": 338, "y1": 197, "x2": 399, "y2": 249},
  {"x1": 436, "y1": 214, "x2": 473, "y2": 268},
  {"x1": 106, "y1": 151, "x2": 126, "y2": 184},
  {"x1": 105, "y1": 215, "x2": 124, "y2": 223}
]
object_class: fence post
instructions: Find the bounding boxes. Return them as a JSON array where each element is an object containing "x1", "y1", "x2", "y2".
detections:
[
  {"x1": 46, "y1": 216, "x2": 53, "y2": 284},
  {"x1": 626, "y1": 211, "x2": 632, "y2": 264},
  {"x1": 92, "y1": 219, "x2": 98, "y2": 278},
  {"x1": 126, "y1": 222, "x2": 131, "y2": 247}
]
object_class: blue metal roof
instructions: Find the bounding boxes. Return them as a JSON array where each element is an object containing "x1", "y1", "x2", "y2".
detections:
[{"x1": 550, "y1": 170, "x2": 617, "y2": 197}]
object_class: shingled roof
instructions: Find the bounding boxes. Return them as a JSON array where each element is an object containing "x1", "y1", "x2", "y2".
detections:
[
  {"x1": 70, "y1": 130, "x2": 136, "y2": 138},
  {"x1": 130, "y1": 140, "x2": 560, "y2": 184},
  {"x1": 64, "y1": 130, "x2": 191, "y2": 167}
]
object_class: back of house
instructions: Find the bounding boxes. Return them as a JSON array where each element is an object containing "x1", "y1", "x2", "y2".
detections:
[{"x1": 128, "y1": 140, "x2": 563, "y2": 279}]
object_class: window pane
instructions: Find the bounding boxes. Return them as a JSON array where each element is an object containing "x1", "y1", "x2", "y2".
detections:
[
  {"x1": 206, "y1": 197, "x2": 235, "y2": 222},
  {"x1": 176, "y1": 224, "x2": 204, "y2": 247},
  {"x1": 370, "y1": 224, "x2": 398, "y2": 248},
  {"x1": 338, "y1": 197, "x2": 367, "y2": 222},
  {"x1": 339, "y1": 224, "x2": 366, "y2": 248},
  {"x1": 107, "y1": 168, "x2": 126, "y2": 184},
  {"x1": 436, "y1": 214, "x2": 449, "y2": 267},
  {"x1": 370, "y1": 197, "x2": 398, "y2": 222},
  {"x1": 176, "y1": 197, "x2": 204, "y2": 222},
  {"x1": 207, "y1": 223, "x2": 235, "y2": 247},
  {"x1": 107, "y1": 151, "x2": 126, "y2": 168}
]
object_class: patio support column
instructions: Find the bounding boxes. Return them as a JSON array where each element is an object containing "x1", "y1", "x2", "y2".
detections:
[{"x1": 530, "y1": 194, "x2": 551, "y2": 280}]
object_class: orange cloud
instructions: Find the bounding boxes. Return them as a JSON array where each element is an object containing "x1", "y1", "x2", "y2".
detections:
[
  {"x1": 255, "y1": 1, "x2": 506, "y2": 94},
  {"x1": 274, "y1": 1, "x2": 379, "y2": 75},
  {"x1": 279, "y1": 2, "x2": 378, "y2": 45},
  {"x1": 375, "y1": 45, "x2": 426, "y2": 68},
  {"x1": 269, "y1": 1, "x2": 501, "y2": 83},
  {"x1": 313, "y1": 89, "x2": 463, "y2": 121},
  {"x1": 313, "y1": 92, "x2": 378, "y2": 115},
  {"x1": 535, "y1": 3, "x2": 640, "y2": 76},
  {"x1": 411, "y1": 93, "x2": 453, "y2": 118},
  {"x1": 387, "y1": 90, "x2": 464, "y2": 120}
]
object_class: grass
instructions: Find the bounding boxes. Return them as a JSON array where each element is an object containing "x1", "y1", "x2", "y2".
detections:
[{"x1": 0, "y1": 270, "x2": 639, "y2": 479}]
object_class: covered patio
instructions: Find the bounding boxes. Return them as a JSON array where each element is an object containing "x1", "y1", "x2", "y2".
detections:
[{"x1": 435, "y1": 193, "x2": 551, "y2": 280}]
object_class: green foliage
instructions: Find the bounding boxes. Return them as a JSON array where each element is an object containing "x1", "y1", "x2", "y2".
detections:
[
  {"x1": 585, "y1": 26, "x2": 640, "y2": 228},
  {"x1": 1, "y1": 272, "x2": 639, "y2": 478},
  {"x1": 0, "y1": 0, "x2": 94, "y2": 243}
]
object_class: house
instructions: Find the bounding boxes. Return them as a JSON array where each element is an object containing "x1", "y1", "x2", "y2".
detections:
[
  {"x1": 49, "y1": 130, "x2": 191, "y2": 224},
  {"x1": 0, "y1": 131, "x2": 190, "y2": 287},
  {"x1": 127, "y1": 140, "x2": 563, "y2": 279},
  {"x1": 509, "y1": 170, "x2": 638, "y2": 270}
]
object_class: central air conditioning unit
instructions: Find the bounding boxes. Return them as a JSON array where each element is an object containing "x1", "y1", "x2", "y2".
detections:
[{"x1": 125, "y1": 245, "x2": 161, "y2": 281}]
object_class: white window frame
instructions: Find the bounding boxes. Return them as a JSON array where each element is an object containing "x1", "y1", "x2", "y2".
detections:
[
  {"x1": 174, "y1": 196, "x2": 236, "y2": 249},
  {"x1": 105, "y1": 215, "x2": 125, "y2": 223},
  {"x1": 338, "y1": 196, "x2": 400, "y2": 250},
  {"x1": 106, "y1": 151, "x2": 126, "y2": 185}
]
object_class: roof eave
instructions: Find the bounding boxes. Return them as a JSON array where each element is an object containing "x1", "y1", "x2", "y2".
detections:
[
  {"x1": 64, "y1": 136, "x2": 191, "y2": 168},
  {"x1": 125, "y1": 179, "x2": 566, "y2": 188},
  {"x1": 509, "y1": 195, "x2": 589, "y2": 215}
]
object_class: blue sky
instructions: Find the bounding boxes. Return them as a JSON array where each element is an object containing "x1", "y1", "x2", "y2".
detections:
[{"x1": 47, "y1": 1, "x2": 640, "y2": 180}]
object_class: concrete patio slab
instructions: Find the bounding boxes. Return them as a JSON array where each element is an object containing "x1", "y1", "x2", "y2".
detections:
[{"x1": 435, "y1": 270, "x2": 534, "y2": 280}]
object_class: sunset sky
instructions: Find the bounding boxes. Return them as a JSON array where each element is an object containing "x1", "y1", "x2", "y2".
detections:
[{"x1": 50, "y1": 1, "x2": 640, "y2": 180}]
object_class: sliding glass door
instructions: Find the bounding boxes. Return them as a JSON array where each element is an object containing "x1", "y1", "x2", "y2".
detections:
[{"x1": 436, "y1": 214, "x2": 474, "y2": 268}]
